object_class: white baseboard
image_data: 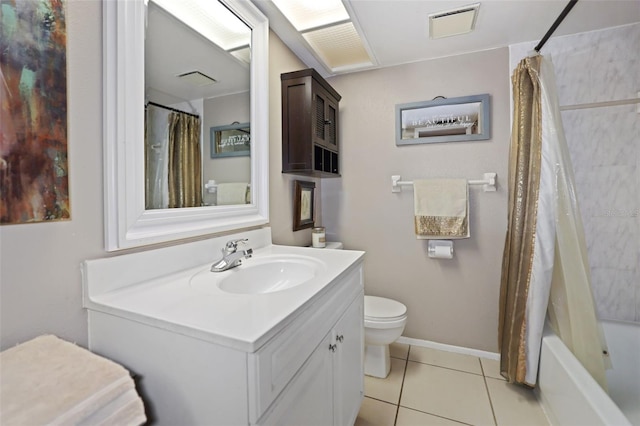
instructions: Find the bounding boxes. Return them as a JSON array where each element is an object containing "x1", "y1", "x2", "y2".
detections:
[{"x1": 396, "y1": 336, "x2": 500, "y2": 361}]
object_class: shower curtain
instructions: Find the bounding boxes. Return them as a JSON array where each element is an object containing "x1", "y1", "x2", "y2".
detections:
[
  {"x1": 145, "y1": 105, "x2": 202, "y2": 209},
  {"x1": 167, "y1": 111, "x2": 202, "y2": 208},
  {"x1": 499, "y1": 54, "x2": 609, "y2": 388}
]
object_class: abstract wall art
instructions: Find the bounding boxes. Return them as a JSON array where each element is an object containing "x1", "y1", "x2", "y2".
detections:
[{"x1": 0, "y1": 0, "x2": 70, "y2": 224}]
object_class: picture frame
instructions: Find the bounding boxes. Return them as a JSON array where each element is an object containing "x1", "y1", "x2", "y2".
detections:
[
  {"x1": 293, "y1": 180, "x2": 315, "y2": 231},
  {"x1": 210, "y1": 122, "x2": 251, "y2": 158},
  {"x1": 395, "y1": 94, "x2": 491, "y2": 146}
]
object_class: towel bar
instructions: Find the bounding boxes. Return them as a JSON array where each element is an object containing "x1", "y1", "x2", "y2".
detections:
[{"x1": 391, "y1": 173, "x2": 497, "y2": 193}]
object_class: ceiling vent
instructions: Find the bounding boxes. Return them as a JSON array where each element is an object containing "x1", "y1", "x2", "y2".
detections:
[
  {"x1": 177, "y1": 71, "x2": 217, "y2": 86},
  {"x1": 428, "y1": 3, "x2": 480, "y2": 39}
]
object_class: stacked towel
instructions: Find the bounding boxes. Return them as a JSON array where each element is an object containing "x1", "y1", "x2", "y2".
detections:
[
  {"x1": 413, "y1": 179, "x2": 470, "y2": 239},
  {"x1": 0, "y1": 335, "x2": 146, "y2": 426},
  {"x1": 216, "y1": 182, "x2": 249, "y2": 205}
]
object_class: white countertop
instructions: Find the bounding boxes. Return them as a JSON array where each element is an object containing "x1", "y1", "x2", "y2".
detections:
[{"x1": 84, "y1": 242, "x2": 364, "y2": 352}]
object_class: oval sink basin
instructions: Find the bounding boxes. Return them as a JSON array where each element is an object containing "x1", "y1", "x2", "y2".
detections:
[{"x1": 190, "y1": 255, "x2": 325, "y2": 295}]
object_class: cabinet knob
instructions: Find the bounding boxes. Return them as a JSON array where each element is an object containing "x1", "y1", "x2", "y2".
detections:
[
  {"x1": 336, "y1": 335, "x2": 344, "y2": 343},
  {"x1": 329, "y1": 343, "x2": 337, "y2": 352}
]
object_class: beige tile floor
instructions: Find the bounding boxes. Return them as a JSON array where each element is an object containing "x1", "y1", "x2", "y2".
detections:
[{"x1": 355, "y1": 343, "x2": 550, "y2": 426}]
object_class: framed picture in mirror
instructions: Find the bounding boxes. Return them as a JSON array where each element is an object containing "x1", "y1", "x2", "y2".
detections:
[
  {"x1": 293, "y1": 180, "x2": 315, "y2": 231},
  {"x1": 211, "y1": 122, "x2": 251, "y2": 158},
  {"x1": 396, "y1": 94, "x2": 491, "y2": 145}
]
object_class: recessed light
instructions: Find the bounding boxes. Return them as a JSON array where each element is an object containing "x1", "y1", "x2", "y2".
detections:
[
  {"x1": 429, "y1": 3, "x2": 480, "y2": 39},
  {"x1": 271, "y1": 0, "x2": 349, "y2": 31}
]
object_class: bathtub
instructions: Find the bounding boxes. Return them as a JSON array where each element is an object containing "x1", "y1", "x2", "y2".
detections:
[{"x1": 537, "y1": 320, "x2": 640, "y2": 426}]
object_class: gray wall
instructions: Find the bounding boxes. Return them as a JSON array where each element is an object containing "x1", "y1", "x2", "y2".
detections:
[
  {"x1": 0, "y1": 1, "x2": 104, "y2": 349},
  {"x1": 5, "y1": 2, "x2": 623, "y2": 354},
  {"x1": 267, "y1": 35, "x2": 324, "y2": 247},
  {"x1": 203, "y1": 92, "x2": 251, "y2": 186},
  {"x1": 321, "y1": 49, "x2": 511, "y2": 352},
  {"x1": 0, "y1": 3, "x2": 316, "y2": 350}
]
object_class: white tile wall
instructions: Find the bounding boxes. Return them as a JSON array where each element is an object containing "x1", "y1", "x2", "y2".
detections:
[{"x1": 510, "y1": 23, "x2": 640, "y2": 323}]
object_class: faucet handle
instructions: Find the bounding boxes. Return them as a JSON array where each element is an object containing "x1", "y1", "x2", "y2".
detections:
[{"x1": 224, "y1": 238, "x2": 248, "y2": 252}]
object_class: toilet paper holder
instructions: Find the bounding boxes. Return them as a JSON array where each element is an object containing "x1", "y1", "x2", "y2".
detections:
[{"x1": 428, "y1": 240, "x2": 454, "y2": 259}]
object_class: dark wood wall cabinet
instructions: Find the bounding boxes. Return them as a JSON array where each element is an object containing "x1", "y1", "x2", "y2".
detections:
[{"x1": 281, "y1": 68, "x2": 341, "y2": 177}]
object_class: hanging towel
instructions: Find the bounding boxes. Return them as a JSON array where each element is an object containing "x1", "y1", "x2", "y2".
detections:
[
  {"x1": 414, "y1": 179, "x2": 470, "y2": 239},
  {"x1": 216, "y1": 182, "x2": 248, "y2": 205}
]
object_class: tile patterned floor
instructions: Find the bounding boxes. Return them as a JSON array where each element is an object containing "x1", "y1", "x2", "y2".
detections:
[{"x1": 356, "y1": 343, "x2": 550, "y2": 426}]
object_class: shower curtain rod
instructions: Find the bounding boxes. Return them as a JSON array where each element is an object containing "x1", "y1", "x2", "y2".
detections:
[
  {"x1": 145, "y1": 101, "x2": 200, "y2": 119},
  {"x1": 534, "y1": 0, "x2": 579, "y2": 52}
]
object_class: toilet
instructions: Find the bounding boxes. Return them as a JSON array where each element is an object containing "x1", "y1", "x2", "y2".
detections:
[
  {"x1": 364, "y1": 295, "x2": 407, "y2": 378},
  {"x1": 325, "y1": 242, "x2": 408, "y2": 378}
]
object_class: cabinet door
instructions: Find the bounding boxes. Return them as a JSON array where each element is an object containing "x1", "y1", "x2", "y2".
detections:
[
  {"x1": 257, "y1": 333, "x2": 334, "y2": 426},
  {"x1": 333, "y1": 293, "x2": 364, "y2": 426},
  {"x1": 282, "y1": 76, "x2": 313, "y2": 172},
  {"x1": 312, "y1": 85, "x2": 339, "y2": 152}
]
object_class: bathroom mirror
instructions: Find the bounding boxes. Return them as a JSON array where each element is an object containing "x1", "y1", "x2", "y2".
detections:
[
  {"x1": 145, "y1": 0, "x2": 251, "y2": 210},
  {"x1": 103, "y1": 0, "x2": 269, "y2": 250},
  {"x1": 395, "y1": 94, "x2": 491, "y2": 145}
]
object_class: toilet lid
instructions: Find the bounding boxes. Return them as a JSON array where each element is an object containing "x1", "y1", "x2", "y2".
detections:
[{"x1": 364, "y1": 295, "x2": 407, "y2": 320}]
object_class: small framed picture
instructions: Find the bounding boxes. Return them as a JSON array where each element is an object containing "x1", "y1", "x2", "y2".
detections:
[{"x1": 293, "y1": 180, "x2": 315, "y2": 231}]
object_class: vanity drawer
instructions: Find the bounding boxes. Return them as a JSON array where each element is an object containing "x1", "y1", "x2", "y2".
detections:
[{"x1": 248, "y1": 266, "x2": 363, "y2": 422}]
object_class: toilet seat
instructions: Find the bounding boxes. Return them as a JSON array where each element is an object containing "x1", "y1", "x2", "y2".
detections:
[{"x1": 364, "y1": 296, "x2": 407, "y2": 329}]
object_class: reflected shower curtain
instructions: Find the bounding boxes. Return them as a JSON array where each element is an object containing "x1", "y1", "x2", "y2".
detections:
[
  {"x1": 145, "y1": 105, "x2": 170, "y2": 209},
  {"x1": 167, "y1": 111, "x2": 202, "y2": 208},
  {"x1": 499, "y1": 55, "x2": 609, "y2": 388},
  {"x1": 145, "y1": 107, "x2": 202, "y2": 209}
]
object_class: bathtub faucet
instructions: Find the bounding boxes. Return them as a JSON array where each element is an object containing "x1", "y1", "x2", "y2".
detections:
[{"x1": 211, "y1": 239, "x2": 253, "y2": 272}]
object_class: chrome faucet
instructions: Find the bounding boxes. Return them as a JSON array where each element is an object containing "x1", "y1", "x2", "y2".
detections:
[{"x1": 211, "y1": 239, "x2": 253, "y2": 272}]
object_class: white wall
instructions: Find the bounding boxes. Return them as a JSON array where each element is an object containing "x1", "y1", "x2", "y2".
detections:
[
  {"x1": 510, "y1": 23, "x2": 640, "y2": 323},
  {"x1": 322, "y1": 48, "x2": 511, "y2": 352}
]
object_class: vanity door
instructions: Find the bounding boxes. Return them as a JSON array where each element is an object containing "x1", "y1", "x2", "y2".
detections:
[
  {"x1": 333, "y1": 291, "x2": 365, "y2": 426},
  {"x1": 256, "y1": 333, "x2": 334, "y2": 425}
]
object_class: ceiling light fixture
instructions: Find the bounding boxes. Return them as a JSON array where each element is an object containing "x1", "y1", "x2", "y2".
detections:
[
  {"x1": 428, "y1": 3, "x2": 480, "y2": 39},
  {"x1": 271, "y1": 0, "x2": 350, "y2": 31},
  {"x1": 150, "y1": 0, "x2": 250, "y2": 51},
  {"x1": 269, "y1": 0, "x2": 374, "y2": 73}
]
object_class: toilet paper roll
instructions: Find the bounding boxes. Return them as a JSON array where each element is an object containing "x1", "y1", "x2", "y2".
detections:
[{"x1": 428, "y1": 240, "x2": 454, "y2": 259}]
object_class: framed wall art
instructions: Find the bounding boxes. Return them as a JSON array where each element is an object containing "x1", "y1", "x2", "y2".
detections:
[
  {"x1": 1, "y1": 0, "x2": 70, "y2": 224},
  {"x1": 395, "y1": 94, "x2": 491, "y2": 146},
  {"x1": 293, "y1": 180, "x2": 315, "y2": 231},
  {"x1": 210, "y1": 122, "x2": 250, "y2": 158}
]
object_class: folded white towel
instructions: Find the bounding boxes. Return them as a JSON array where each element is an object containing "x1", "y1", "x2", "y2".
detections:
[
  {"x1": 414, "y1": 178, "x2": 470, "y2": 239},
  {"x1": 0, "y1": 335, "x2": 146, "y2": 426},
  {"x1": 216, "y1": 182, "x2": 248, "y2": 205}
]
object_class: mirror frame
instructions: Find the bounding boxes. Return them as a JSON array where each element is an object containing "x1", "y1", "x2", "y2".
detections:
[
  {"x1": 103, "y1": 0, "x2": 269, "y2": 251},
  {"x1": 395, "y1": 94, "x2": 491, "y2": 146}
]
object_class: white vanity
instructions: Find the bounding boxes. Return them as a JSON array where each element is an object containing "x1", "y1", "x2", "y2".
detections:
[
  {"x1": 82, "y1": 228, "x2": 364, "y2": 425},
  {"x1": 96, "y1": 1, "x2": 363, "y2": 422}
]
